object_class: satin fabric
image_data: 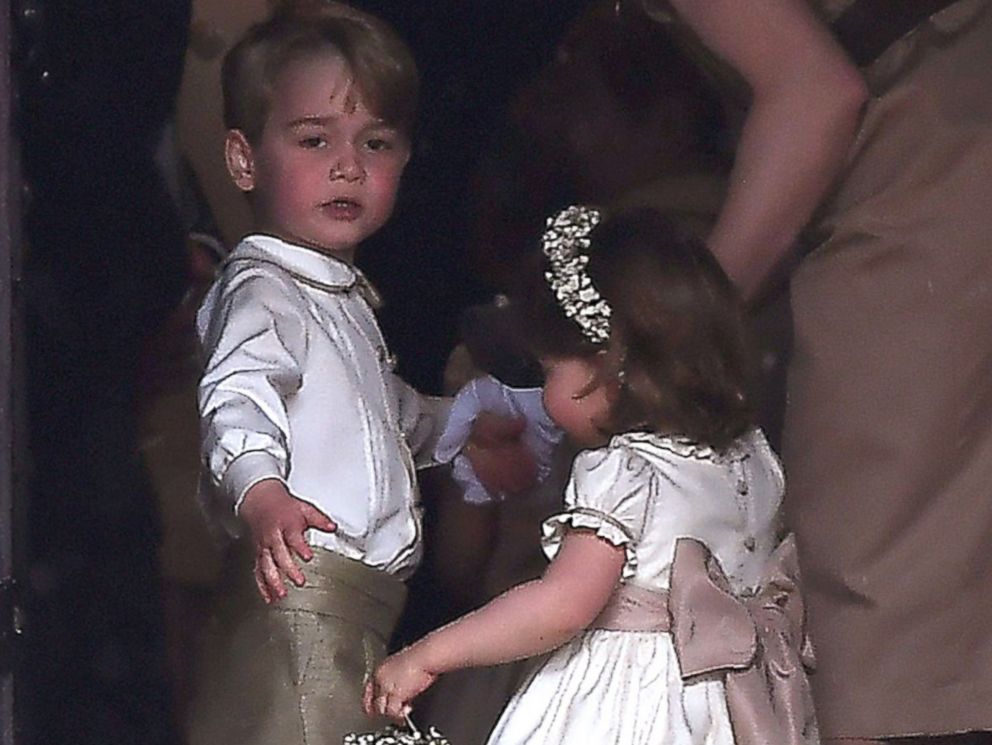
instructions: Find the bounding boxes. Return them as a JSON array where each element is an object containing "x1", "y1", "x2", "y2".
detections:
[
  {"x1": 784, "y1": 1, "x2": 992, "y2": 737},
  {"x1": 187, "y1": 545, "x2": 406, "y2": 745},
  {"x1": 668, "y1": 536, "x2": 818, "y2": 745},
  {"x1": 484, "y1": 430, "x2": 784, "y2": 745},
  {"x1": 591, "y1": 535, "x2": 818, "y2": 745},
  {"x1": 197, "y1": 234, "x2": 450, "y2": 577}
]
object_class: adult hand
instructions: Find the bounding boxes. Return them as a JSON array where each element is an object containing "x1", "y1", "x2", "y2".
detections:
[
  {"x1": 466, "y1": 412, "x2": 539, "y2": 496},
  {"x1": 238, "y1": 478, "x2": 336, "y2": 603}
]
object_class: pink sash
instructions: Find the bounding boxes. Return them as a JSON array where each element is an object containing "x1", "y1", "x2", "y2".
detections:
[{"x1": 592, "y1": 534, "x2": 818, "y2": 745}]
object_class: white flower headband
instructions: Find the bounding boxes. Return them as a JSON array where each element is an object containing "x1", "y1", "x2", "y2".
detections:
[{"x1": 542, "y1": 205, "x2": 612, "y2": 344}]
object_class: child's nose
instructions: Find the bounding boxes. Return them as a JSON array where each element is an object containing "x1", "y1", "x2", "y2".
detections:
[{"x1": 329, "y1": 148, "x2": 365, "y2": 182}]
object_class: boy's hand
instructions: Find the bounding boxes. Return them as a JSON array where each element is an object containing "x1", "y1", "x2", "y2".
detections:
[
  {"x1": 465, "y1": 412, "x2": 539, "y2": 496},
  {"x1": 239, "y1": 479, "x2": 336, "y2": 603},
  {"x1": 363, "y1": 648, "x2": 438, "y2": 723}
]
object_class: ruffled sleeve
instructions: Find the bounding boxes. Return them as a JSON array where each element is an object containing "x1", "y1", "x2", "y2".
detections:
[{"x1": 541, "y1": 444, "x2": 653, "y2": 581}]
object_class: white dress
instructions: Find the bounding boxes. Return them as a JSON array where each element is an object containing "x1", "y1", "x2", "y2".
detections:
[{"x1": 485, "y1": 429, "x2": 786, "y2": 745}]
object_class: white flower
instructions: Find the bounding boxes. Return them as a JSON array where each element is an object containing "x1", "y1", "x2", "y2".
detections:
[{"x1": 542, "y1": 205, "x2": 611, "y2": 344}]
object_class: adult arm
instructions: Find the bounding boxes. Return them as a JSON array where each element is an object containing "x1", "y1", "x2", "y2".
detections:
[{"x1": 667, "y1": 0, "x2": 869, "y2": 299}]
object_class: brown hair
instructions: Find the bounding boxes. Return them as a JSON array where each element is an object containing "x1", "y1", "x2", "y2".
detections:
[
  {"x1": 517, "y1": 207, "x2": 756, "y2": 451},
  {"x1": 221, "y1": 1, "x2": 419, "y2": 143}
]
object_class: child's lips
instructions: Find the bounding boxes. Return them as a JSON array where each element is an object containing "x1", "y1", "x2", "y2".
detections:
[{"x1": 320, "y1": 198, "x2": 362, "y2": 220}]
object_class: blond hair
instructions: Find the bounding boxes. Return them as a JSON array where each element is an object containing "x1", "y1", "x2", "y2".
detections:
[{"x1": 222, "y1": 2, "x2": 419, "y2": 143}]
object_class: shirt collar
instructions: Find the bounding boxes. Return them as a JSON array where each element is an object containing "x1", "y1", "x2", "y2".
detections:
[{"x1": 233, "y1": 233, "x2": 382, "y2": 307}]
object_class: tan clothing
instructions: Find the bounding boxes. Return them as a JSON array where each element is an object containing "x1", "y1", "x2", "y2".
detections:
[
  {"x1": 140, "y1": 381, "x2": 224, "y2": 588},
  {"x1": 783, "y1": 0, "x2": 992, "y2": 738},
  {"x1": 644, "y1": 0, "x2": 992, "y2": 737},
  {"x1": 188, "y1": 546, "x2": 406, "y2": 745}
]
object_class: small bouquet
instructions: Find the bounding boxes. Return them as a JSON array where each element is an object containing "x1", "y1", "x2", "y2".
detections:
[{"x1": 343, "y1": 715, "x2": 450, "y2": 745}]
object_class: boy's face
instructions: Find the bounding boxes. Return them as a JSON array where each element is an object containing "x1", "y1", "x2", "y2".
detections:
[{"x1": 225, "y1": 53, "x2": 410, "y2": 262}]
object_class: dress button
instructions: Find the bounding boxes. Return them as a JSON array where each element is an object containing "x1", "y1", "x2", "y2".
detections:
[{"x1": 744, "y1": 536, "x2": 756, "y2": 552}]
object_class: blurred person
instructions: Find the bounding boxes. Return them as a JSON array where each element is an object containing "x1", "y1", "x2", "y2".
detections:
[
  {"x1": 176, "y1": 0, "x2": 273, "y2": 246},
  {"x1": 637, "y1": 0, "x2": 992, "y2": 742},
  {"x1": 464, "y1": 0, "x2": 728, "y2": 290},
  {"x1": 452, "y1": 0, "x2": 792, "y2": 485},
  {"x1": 137, "y1": 226, "x2": 228, "y2": 738}
]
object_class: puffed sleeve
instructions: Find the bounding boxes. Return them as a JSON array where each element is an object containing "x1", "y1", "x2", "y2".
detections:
[
  {"x1": 198, "y1": 269, "x2": 308, "y2": 511},
  {"x1": 541, "y1": 444, "x2": 654, "y2": 580}
]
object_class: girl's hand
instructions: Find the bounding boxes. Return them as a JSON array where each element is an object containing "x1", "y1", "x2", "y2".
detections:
[{"x1": 363, "y1": 649, "x2": 438, "y2": 722}]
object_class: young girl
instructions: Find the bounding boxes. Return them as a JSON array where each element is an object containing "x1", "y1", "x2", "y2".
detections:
[{"x1": 366, "y1": 205, "x2": 818, "y2": 744}]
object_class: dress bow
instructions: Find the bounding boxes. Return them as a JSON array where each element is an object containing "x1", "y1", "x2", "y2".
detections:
[{"x1": 668, "y1": 534, "x2": 819, "y2": 745}]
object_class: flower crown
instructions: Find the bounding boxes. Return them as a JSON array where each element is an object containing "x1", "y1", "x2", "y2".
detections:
[{"x1": 542, "y1": 205, "x2": 612, "y2": 344}]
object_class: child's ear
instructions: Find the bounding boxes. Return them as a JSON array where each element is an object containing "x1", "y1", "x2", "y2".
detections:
[{"x1": 224, "y1": 129, "x2": 256, "y2": 192}]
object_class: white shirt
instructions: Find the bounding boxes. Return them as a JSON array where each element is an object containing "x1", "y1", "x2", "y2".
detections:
[
  {"x1": 435, "y1": 375, "x2": 563, "y2": 504},
  {"x1": 197, "y1": 234, "x2": 449, "y2": 577}
]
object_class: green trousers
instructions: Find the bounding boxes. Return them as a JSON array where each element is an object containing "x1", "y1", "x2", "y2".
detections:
[{"x1": 187, "y1": 545, "x2": 407, "y2": 745}]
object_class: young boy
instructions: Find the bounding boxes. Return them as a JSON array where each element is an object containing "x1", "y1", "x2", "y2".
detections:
[{"x1": 189, "y1": 5, "x2": 450, "y2": 744}]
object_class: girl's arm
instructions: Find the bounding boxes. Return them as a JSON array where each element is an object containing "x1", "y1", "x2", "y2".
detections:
[
  {"x1": 666, "y1": 0, "x2": 869, "y2": 299},
  {"x1": 366, "y1": 530, "x2": 626, "y2": 720}
]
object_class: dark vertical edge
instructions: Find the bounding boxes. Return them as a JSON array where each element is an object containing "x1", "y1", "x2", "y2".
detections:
[{"x1": 0, "y1": 0, "x2": 18, "y2": 741}]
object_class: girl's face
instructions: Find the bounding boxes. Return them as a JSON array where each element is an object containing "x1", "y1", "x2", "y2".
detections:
[{"x1": 540, "y1": 355, "x2": 613, "y2": 448}]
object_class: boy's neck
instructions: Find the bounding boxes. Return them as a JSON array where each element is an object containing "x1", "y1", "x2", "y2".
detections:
[{"x1": 249, "y1": 229, "x2": 357, "y2": 265}]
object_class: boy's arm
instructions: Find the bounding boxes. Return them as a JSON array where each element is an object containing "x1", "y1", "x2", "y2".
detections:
[
  {"x1": 437, "y1": 377, "x2": 540, "y2": 496},
  {"x1": 394, "y1": 376, "x2": 453, "y2": 468},
  {"x1": 433, "y1": 380, "x2": 483, "y2": 464},
  {"x1": 463, "y1": 412, "x2": 538, "y2": 496},
  {"x1": 399, "y1": 376, "x2": 538, "y2": 492},
  {"x1": 199, "y1": 273, "x2": 335, "y2": 599},
  {"x1": 199, "y1": 273, "x2": 303, "y2": 504}
]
